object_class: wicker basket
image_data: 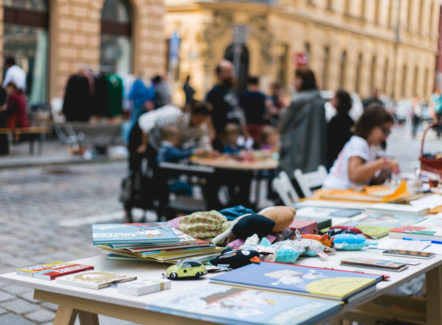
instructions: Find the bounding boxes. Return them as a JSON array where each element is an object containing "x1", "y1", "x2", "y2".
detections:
[{"x1": 419, "y1": 122, "x2": 442, "y2": 177}]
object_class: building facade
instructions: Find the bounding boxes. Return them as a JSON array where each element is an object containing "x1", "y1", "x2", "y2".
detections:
[
  {"x1": 0, "y1": 0, "x2": 165, "y2": 107},
  {"x1": 165, "y1": 0, "x2": 439, "y2": 102}
]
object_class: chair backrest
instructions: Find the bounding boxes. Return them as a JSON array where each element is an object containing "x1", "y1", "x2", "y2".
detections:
[
  {"x1": 294, "y1": 165, "x2": 328, "y2": 198},
  {"x1": 272, "y1": 171, "x2": 299, "y2": 206}
]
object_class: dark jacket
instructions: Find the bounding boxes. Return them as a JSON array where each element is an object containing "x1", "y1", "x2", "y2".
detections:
[
  {"x1": 279, "y1": 90, "x2": 326, "y2": 175},
  {"x1": 326, "y1": 114, "x2": 354, "y2": 168}
]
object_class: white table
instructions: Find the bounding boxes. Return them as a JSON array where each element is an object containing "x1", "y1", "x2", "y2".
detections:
[{"x1": 1, "y1": 244, "x2": 442, "y2": 325}]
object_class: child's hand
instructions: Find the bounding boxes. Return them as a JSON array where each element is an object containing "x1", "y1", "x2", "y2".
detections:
[{"x1": 385, "y1": 159, "x2": 400, "y2": 174}]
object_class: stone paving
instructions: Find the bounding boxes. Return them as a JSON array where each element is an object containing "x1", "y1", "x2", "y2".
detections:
[
  {"x1": 0, "y1": 125, "x2": 440, "y2": 324},
  {"x1": 0, "y1": 161, "x2": 136, "y2": 324}
]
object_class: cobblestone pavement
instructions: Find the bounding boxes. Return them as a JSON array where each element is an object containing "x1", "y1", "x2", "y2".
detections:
[
  {"x1": 0, "y1": 161, "x2": 137, "y2": 324},
  {"x1": 0, "y1": 125, "x2": 440, "y2": 324}
]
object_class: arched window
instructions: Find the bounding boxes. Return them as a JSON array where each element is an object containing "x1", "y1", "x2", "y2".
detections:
[
  {"x1": 3, "y1": 0, "x2": 49, "y2": 105},
  {"x1": 369, "y1": 55, "x2": 376, "y2": 92},
  {"x1": 355, "y1": 53, "x2": 363, "y2": 94},
  {"x1": 383, "y1": 57, "x2": 389, "y2": 95},
  {"x1": 322, "y1": 46, "x2": 330, "y2": 90},
  {"x1": 339, "y1": 50, "x2": 347, "y2": 88},
  {"x1": 413, "y1": 65, "x2": 419, "y2": 96},
  {"x1": 429, "y1": 1, "x2": 434, "y2": 38},
  {"x1": 401, "y1": 64, "x2": 408, "y2": 98},
  {"x1": 100, "y1": 0, "x2": 132, "y2": 74}
]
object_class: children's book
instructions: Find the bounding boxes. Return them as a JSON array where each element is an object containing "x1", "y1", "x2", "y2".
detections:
[
  {"x1": 34, "y1": 264, "x2": 94, "y2": 280},
  {"x1": 210, "y1": 262, "x2": 382, "y2": 302},
  {"x1": 92, "y1": 223, "x2": 179, "y2": 245},
  {"x1": 389, "y1": 214, "x2": 442, "y2": 241},
  {"x1": 338, "y1": 213, "x2": 425, "y2": 239},
  {"x1": 288, "y1": 220, "x2": 318, "y2": 234},
  {"x1": 340, "y1": 257, "x2": 408, "y2": 272},
  {"x1": 57, "y1": 271, "x2": 137, "y2": 289},
  {"x1": 16, "y1": 262, "x2": 67, "y2": 277},
  {"x1": 148, "y1": 283, "x2": 341, "y2": 325},
  {"x1": 117, "y1": 278, "x2": 171, "y2": 296},
  {"x1": 295, "y1": 207, "x2": 363, "y2": 219},
  {"x1": 365, "y1": 203, "x2": 428, "y2": 216}
]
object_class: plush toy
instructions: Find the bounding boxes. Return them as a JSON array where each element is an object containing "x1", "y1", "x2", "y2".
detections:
[
  {"x1": 210, "y1": 247, "x2": 260, "y2": 269},
  {"x1": 259, "y1": 206, "x2": 296, "y2": 232},
  {"x1": 212, "y1": 213, "x2": 275, "y2": 245}
]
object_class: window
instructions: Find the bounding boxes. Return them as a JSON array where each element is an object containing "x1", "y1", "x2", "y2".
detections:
[
  {"x1": 100, "y1": 0, "x2": 132, "y2": 74},
  {"x1": 407, "y1": 0, "x2": 413, "y2": 31},
  {"x1": 369, "y1": 55, "x2": 376, "y2": 93},
  {"x1": 418, "y1": 0, "x2": 424, "y2": 34},
  {"x1": 374, "y1": 0, "x2": 380, "y2": 24},
  {"x1": 424, "y1": 67, "x2": 429, "y2": 96},
  {"x1": 322, "y1": 46, "x2": 330, "y2": 89},
  {"x1": 383, "y1": 57, "x2": 389, "y2": 94},
  {"x1": 360, "y1": 0, "x2": 366, "y2": 20},
  {"x1": 401, "y1": 64, "x2": 408, "y2": 98},
  {"x1": 429, "y1": 1, "x2": 434, "y2": 38},
  {"x1": 3, "y1": 0, "x2": 49, "y2": 105},
  {"x1": 304, "y1": 42, "x2": 311, "y2": 58},
  {"x1": 339, "y1": 50, "x2": 347, "y2": 88},
  {"x1": 413, "y1": 65, "x2": 419, "y2": 96},
  {"x1": 355, "y1": 53, "x2": 363, "y2": 94},
  {"x1": 388, "y1": 0, "x2": 394, "y2": 27}
]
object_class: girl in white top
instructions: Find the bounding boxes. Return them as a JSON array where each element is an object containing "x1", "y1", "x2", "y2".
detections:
[{"x1": 323, "y1": 104, "x2": 399, "y2": 189}]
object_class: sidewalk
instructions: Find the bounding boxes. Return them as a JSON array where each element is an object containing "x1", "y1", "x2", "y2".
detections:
[{"x1": 0, "y1": 140, "x2": 128, "y2": 169}]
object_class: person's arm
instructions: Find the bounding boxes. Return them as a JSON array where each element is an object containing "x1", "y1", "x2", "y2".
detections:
[{"x1": 348, "y1": 156, "x2": 399, "y2": 184}]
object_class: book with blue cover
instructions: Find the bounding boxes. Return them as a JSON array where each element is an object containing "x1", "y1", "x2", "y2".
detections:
[
  {"x1": 148, "y1": 283, "x2": 341, "y2": 325},
  {"x1": 92, "y1": 223, "x2": 179, "y2": 245},
  {"x1": 211, "y1": 262, "x2": 382, "y2": 302}
]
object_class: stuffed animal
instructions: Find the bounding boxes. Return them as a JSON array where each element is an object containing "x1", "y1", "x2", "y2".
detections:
[
  {"x1": 210, "y1": 247, "x2": 260, "y2": 269},
  {"x1": 259, "y1": 206, "x2": 296, "y2": 232}
]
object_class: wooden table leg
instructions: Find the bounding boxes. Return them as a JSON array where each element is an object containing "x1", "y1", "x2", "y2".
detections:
[
  {"x1": 426, "y1": 265, "x2": 442, "y2": 325},
  {"x1": 78, "y1": 310, "x2": 99, "y2": 325},
  {"x1": 53, "y1": 305, "x2": 78, "y2": 325}
]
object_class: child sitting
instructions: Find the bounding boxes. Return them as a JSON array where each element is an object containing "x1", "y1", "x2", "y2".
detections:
[
  {"x1": 157, "y1": 125, "x2": 205, "y2": 195},
  {"x1": 219, "y1": 123, "x2": 244, "y2": 155},
  {"x1": 259, "y1": 125, "x2": 280, "y2": 152},
  {"x1": 323, "y1": 104, "x2": 400, "y2": 189}
]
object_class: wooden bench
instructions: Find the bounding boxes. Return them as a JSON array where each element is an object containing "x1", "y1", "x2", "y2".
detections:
[{"x1": 0, "y1": 126, "x2": 50, "y2": 154}]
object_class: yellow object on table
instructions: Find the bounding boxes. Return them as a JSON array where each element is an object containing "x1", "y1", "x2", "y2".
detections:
[{"x1": 313, "y1": 180, "x2": 410, "y2": 204}]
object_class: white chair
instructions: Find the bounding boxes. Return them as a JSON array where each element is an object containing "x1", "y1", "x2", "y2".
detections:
[
  {"x1": 293, "y1": 165, "x2": 328, "y2": 198},
  {"x1": 271, "y1": 171, "x2": 299, "y2": 206}
]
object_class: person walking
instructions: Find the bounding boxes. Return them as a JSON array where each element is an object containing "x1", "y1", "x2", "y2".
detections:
[
  {"x1": 183, "y1": 75, "x2": 196, "y2": 107},
  {"x1": 279, "y1": 67, "x2": 326, "y2": 176},
  {"x1": 430, "y1": 87, "x2": 442, "y2": 138},
  {"x1": 326, "y1": 89, "x2": 354, "y2": 169}
]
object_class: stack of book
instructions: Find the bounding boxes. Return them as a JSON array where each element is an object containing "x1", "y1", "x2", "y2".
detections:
[{"x1": 93, "y1": 223, "x2": 223, "y2": 264}]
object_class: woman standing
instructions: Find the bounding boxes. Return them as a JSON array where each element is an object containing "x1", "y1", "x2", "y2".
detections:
[{"x1": 278, "y1": 68, "x2": 326, "y2": 176}]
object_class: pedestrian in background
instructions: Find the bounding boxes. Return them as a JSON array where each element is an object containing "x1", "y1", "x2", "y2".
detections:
[
  {"x1": 326, "y1": 89, "x2": 354, "y2": 169},
  {"x1": 240, "y1": 76, "x2": 267, "y2": 142},
  {"x1": 362, "y1": 87, "x2": 383, "y2": 110},
  {"x1": 183, "y1": 75, "x2": 196, "y2": 107},
  {"x1": 267, "y1": 82, "x2": 286, "y2": 126},
  {"x1": 430, "y1": 87, "x2": 442, "y2": 138},
  {"x1": 3, "y1": 57, "x2": 26, "y2": 92},
  {"x1": 279, "y1": 67, "x2": 326, "y2": 176}
]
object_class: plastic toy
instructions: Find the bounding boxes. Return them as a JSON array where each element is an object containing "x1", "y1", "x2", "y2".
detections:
[
  {"x1": 210, "y1": 247, "x2": 261, "y2": 269},
  {"x1": 302, "y1": 234, "x2": 332, "y2": 247},
  {"x1": 332, "y1": 234, "x2": 366, "y2": 251},
  {"x1": 274, "y1": 245, "x2": 302, "y2": 263},
  {"x1": 165, "y1": 260, "x2": 207, "y2": 279}
]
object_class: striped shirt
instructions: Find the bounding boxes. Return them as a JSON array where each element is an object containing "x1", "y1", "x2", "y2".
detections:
[{"x1": 138, "y1": 105, "x2": 211, "y2": 150}]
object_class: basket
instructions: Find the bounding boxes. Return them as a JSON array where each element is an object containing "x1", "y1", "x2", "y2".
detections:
[{"x1": 419, "y1": 121, "x2": 442, "y2": 177}]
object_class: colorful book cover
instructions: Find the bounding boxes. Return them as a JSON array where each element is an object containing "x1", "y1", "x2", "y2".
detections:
[
  {"x1": 34, "y1": 264, "x2": 94, "y2": 280},
  {"x1": 289, "y1": 220, "x2": 318, "y2": 234},
  {"x1": 211, "y1": 262, "x2": 382, "y2": 302},
  {"x1": 92, "y1": 223, "x2": 179, "y2": 245},
  {"x1": 57, "y1": 271, "x2": 137, "y2": 289},
  {"x1": 148, "y1": 283, "x2": 341, "y2": 325},
  {"x1": 339, "y1": 213, "x2": 425, "y2": 239},
  {"x1": 390, "y1": 214, "x2": 442, "y2": 241},
  {"x1": 16, "y1": 262, "x2": 67, "y2": 277},
  {"x1": 340, "y1": 258, "x2": 408, "y2": 272}
]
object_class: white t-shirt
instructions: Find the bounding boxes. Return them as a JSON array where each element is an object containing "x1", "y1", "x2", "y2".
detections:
[
  {"x1": 323, "y1": 136, "x2": 379, "y2": 189},
  {"x1": 3, "y1": 65, "x2": 26, "y2": 91}
]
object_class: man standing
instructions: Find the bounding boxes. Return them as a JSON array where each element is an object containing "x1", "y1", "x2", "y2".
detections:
[
  {"x1": 3, "y1": 57, "x2": 26, "y2": 92},
  {"x1": 430, "y1": 87, "x2": 442, "y2": 138},
  {"x1": 205, "y1": 60, "x2": 247, "y2": 138},
  {"x1": 362, "y1": 87, "x2": 383, "y2": 110}
]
